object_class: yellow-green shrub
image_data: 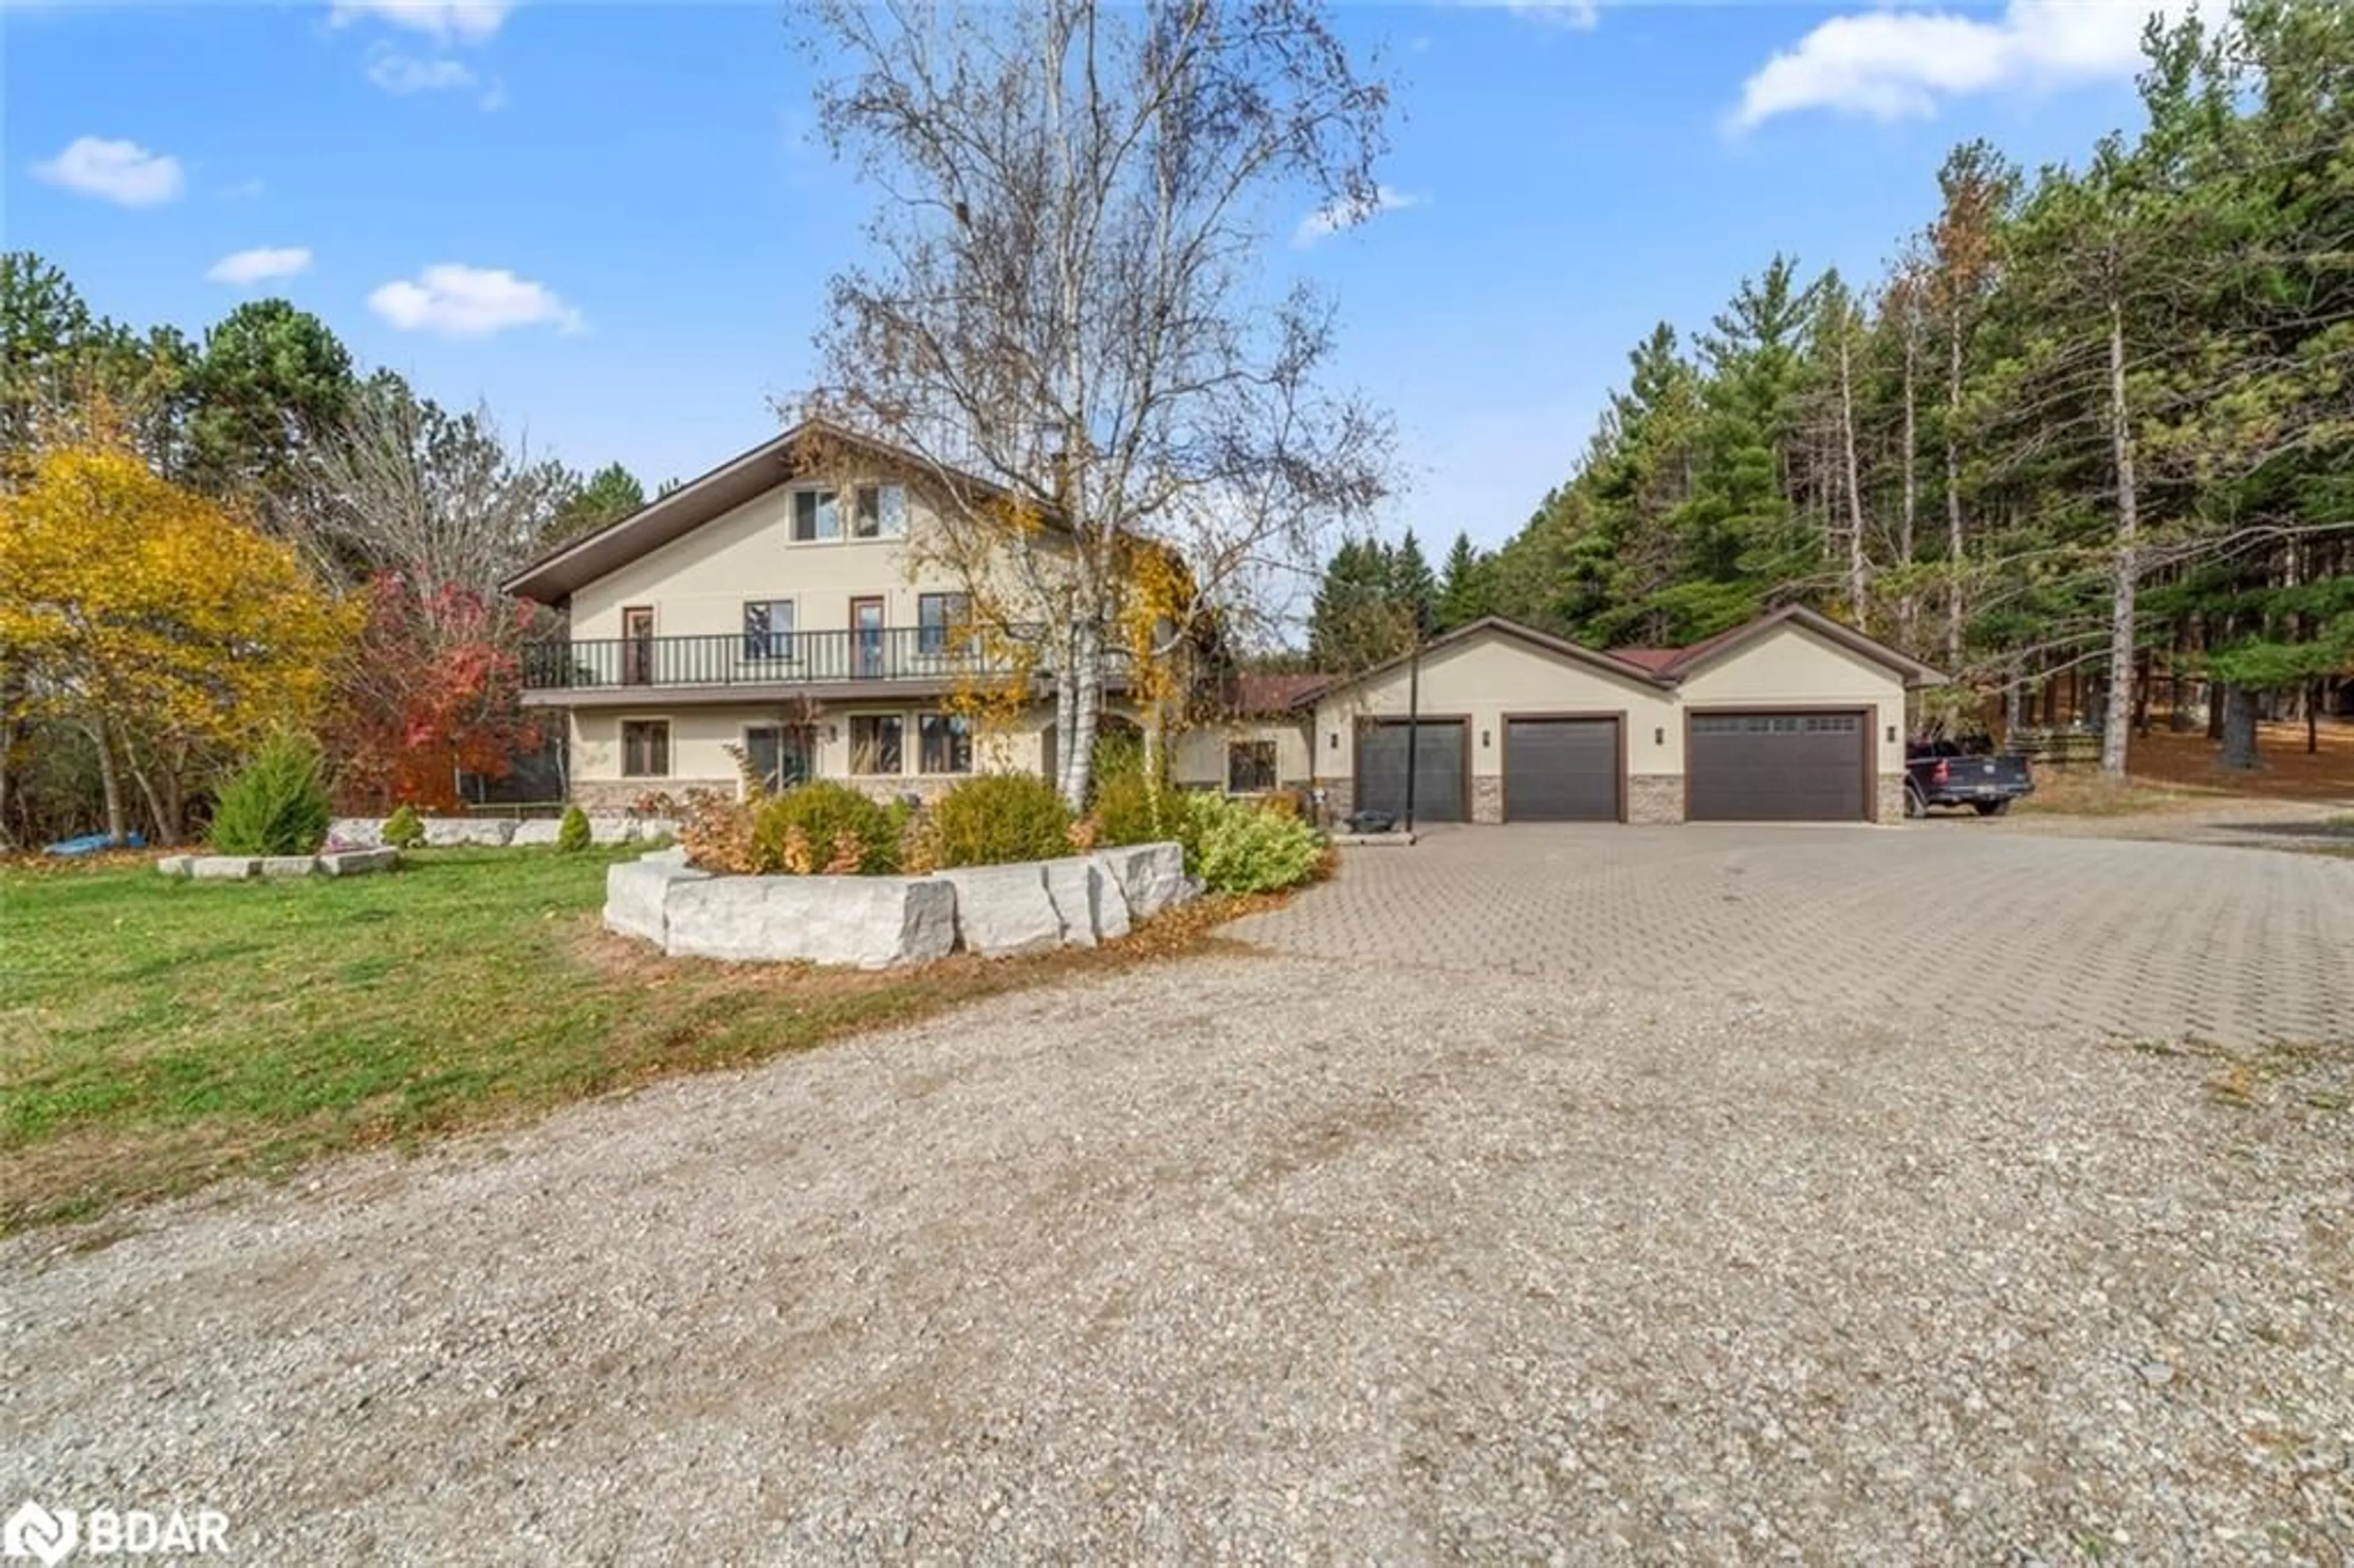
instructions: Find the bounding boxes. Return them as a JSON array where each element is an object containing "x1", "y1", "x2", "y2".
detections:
[
  {"x1": 751, "y1": 781, "x2": 898, "y2": 875},
  {"x1": 929, "y1": 773, "x2": 1073, "y2": 867}
]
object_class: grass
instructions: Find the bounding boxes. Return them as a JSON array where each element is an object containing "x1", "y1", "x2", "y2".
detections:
[{"x1": 0, "y1": 847, "x2": 1263, "y2": 1233}]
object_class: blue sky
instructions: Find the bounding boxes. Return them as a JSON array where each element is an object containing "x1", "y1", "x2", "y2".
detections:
[{"x1": 6, "y1": 1, "x2": 2166, "y2": 550}]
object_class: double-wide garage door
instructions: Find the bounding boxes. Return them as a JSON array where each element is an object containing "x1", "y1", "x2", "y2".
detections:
[
  {"x1": 1357, "y1": 720, "x2": 1465, "y2": 823},
  {"x1": 1503, "y1": 717, "x2": 1620, "y2": 821},
  {"x1": 1688, "y1": 710, "x2": 1868, "y2": 822}
]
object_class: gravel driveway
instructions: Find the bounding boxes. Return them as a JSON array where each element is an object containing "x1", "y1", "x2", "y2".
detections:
[{"x1": 4, "y1": 832, "x2": 2349, "y2": 1562}]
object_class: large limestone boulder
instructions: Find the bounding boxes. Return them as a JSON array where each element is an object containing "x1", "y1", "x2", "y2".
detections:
[
  {"x1": 661, "y1": 875, "x2": 955, "y2": 969},
  {"x1": 422, "y1": 817, "x2": 516, "y2": 848},
  {"x1": 588, "y1": 816, "x2": 638, "y2": 845},
  {"x1": 604, "y1": 859, "x2": 708, "y2": 945},
  {"x1": 1091, "y1": 842, "x2": 1189, "y2": 921},
  {"x1": 259, "y1": 856, "x2": 318, "y2": 878},
  {"x1": 189, "y1": 856, "x2": 259, "y2": 880},
  {"x1": 155, "y1": 855, "x2": 192, "y2": 877},
  {"x1": 327, "y1": 817, "x2": 384, "y2": 848},
  {"x1": 1040, "y1": 856, "x2": 1130, "y2": 947},
  {"x1": 635, "y1": 817, "x2": 681, "y2": 843},
  {"x1": 509, "y1": 819, "x2": 562, "y2": 847},
  {"x1": 938, "y1": 862, "x2": 1064, "y2": 957}
]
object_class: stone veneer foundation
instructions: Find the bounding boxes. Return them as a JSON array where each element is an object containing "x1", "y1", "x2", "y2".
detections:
[{"x1": 1628, "y1": 775, "x2": 1685, "y2": 824}]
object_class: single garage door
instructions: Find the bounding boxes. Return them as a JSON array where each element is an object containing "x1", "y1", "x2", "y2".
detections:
[
  {"x1": 1688, "y1": 710, "x2": 1867, "y2": 822},
  {"x1": 1357, "y1": 720, "x2": 1465, "y2": 823},
  {"x1": 1503, "y1": 717, "x2": 1620, "y2": 821}
]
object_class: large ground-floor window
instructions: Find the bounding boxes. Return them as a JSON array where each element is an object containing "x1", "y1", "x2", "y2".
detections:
[
  {"x1": 743, "y1": 723, "x2": 813, "y2": 793},
  {"x1": 849, "y1": 714, "x2": 904, "y2": 775},
  {"x1": 621, "y1": 719, "x2": 670, "y2": 778},
  {"x1": 919, "y1": 712, "x2": 973, "y2": 774}
]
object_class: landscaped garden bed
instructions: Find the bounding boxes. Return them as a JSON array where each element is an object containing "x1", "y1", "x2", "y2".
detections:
[{"x1": 597, "y1": 767, "x2": 1321, "y2": 969}]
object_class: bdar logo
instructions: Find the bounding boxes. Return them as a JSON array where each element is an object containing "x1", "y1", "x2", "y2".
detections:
[{"x1": 2, "y1": 1502, "x2": 78, "y2": 1567}]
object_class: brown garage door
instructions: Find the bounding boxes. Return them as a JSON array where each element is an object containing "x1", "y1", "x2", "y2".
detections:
[
  {"x1": 1688, "y1": 710, "x2": 1867, "y2": 822},
  {"x1": 1503, "y1": 717, "x2": 1620, "y2": 821},
  {"x1": 1357, "y1": 720, "x2": 1466, "y2": 823}
]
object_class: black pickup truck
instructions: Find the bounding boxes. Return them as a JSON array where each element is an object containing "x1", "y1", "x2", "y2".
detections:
[{"x1": 1905, "y1": 740, "x2": 2035, "y2": 817}]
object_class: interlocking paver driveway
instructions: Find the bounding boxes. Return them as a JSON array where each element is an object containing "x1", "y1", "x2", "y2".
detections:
[{"x1": 1232, "y1": 824, "x2": 2354, "y2": 1047}]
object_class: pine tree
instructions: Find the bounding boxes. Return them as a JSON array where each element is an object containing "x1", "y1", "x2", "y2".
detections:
[
  {"x1": 1436, "y1": 531, "x2": 1495, "y2": 631},
  {"x1": 1392, "y1": 529, "x2": 1438, "y2": 637}
]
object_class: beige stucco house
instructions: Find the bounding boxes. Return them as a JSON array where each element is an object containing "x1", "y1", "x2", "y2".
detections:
[
  {"x1": 505, "y1": 423, "x2": 1938, "y2": 823},
  {"x1": 502, "y1": 421, "x2": 1140, "y2": 810}
]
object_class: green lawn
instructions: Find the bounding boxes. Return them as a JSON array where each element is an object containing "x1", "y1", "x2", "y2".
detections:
[{"x1": 1, "y1": 847, "x2": 1232, "y2": 1231}]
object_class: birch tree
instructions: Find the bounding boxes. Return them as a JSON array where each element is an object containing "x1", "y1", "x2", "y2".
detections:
[{"x1": 791, "y1": 0, "x2": 1393, "y2": 807}]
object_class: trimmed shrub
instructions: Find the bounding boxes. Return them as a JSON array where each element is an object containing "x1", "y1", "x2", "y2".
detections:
[
  {"x1": 210, "y1": 731, "x2": 333, "y2": 856},
  {"x1": 382, "y1": 802, "x2": 426, "y2": 850},
  {"x1": 555, "y1": 804, "x2": 592, "y2": 852},
  {"x1": 929, "y1": 772, "x2": 1074, "y2": 868},
  {"x1": 1184, "y1": 793, "x2": 1324, "y2": 894},
  {"x1": 752, "y1": 780, "x2": 899, "y2": 876},
  {"x1": 1090, "y1": 768, "x2": 1181, "y2": 849}
]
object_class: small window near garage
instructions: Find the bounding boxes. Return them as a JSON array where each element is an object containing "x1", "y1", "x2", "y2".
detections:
[
  {"x1": 621, "y1": 720, "x2": 670, "y2": 778},
  {"x1": 918, "y1": 592, "x2": 973, "y2": 656},
  {"x1": 852, "y1": 484, "x2": 908, "y2": 539},
  {"x1": 742, "y1": 599, "x2": 794, "y2": 661},
  {"x1": 849, "y1": 714, "x2": 904, "y2": 775},
  {"x1": 919, "y1": 713, "x2": 972, "y2": 774},
  {"x1": 1227, "y1": 739, "x2": 1278, "y2": 794},
  {"x1": 791, "y1": 489, "x2": 841, "y2": 542}
]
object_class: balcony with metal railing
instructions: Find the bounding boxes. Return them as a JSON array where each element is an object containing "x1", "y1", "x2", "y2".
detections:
[{"x1": 520, "y1": 625, "x2": 1129, "y2": 704}]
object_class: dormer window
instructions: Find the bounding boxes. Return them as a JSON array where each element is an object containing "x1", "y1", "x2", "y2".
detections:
[
  {"x1": 793, "y1": 484, "x2": 906, "y2": 542},
  {"x1": 791, "y1": 489, "x2": 840, "y2": 542}
]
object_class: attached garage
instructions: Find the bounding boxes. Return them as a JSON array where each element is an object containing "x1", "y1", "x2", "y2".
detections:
[
  {"x1": 1686, "y1": 709, "x2": 1868, "y2": 822},
  {"x1": 1502, "y1": 717, "x2": 1621, "y2": 822},
  {"x1": 1355, "y1": 718, "x2": 1467, "y2": 823}
]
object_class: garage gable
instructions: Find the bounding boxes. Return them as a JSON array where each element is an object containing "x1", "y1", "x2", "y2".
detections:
[
  {"x1": 1317, "y1": 622, "x2": 1669, "y2": 717},
  {"x1": 1673, "y1": 622, "x2": 1908, "y2": 706}
]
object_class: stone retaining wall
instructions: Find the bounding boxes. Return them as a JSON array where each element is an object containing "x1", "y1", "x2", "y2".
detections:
[
  {"x1": 327, "y1": 815, "x2": 680, "y2": 850},
  {"x1": 158, "y1": 848, "x2": 400, "y2": 880},
  {"x1": 604, "y1": 841, "x2": 1192, "y2": 969}
]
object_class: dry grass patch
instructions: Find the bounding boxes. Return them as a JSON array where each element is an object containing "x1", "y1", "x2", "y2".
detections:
[{"x1": 0, "y1": 847, "x2": 1270, "y2": 1231}]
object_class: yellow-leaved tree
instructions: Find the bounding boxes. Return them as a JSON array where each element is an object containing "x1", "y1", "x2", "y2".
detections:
[{"x1": 0, "y1": 440, "x2": 349, "y2": 845}]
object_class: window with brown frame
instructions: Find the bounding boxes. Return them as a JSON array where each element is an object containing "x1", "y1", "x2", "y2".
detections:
[
  {"x1": 1226, "y1": 739, "x2": 1278, "y2": 793},
  {"x1": 849, "y1": 714, "x2": 904, "y2": 775},
  {"x1": 918, "y1": 712, "x2": 972, "y2": 774},
  {"x1": 621, "y1": 720, "x2": 670, "y2": 778}
]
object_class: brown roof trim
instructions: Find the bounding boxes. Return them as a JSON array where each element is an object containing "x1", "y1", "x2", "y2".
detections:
[
  {"x1": 1657, "y1": 604, "x2": 1948, "y2": 688},
  {"x1": 1310, "y1": 616, "x2": 1677, "y2": 702},
  {"x1": 498, "y1": 417, "x2": 1039, "y2": 604}
]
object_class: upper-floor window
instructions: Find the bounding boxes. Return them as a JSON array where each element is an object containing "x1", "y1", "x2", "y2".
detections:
[
  {"x1": 743, "y1": 599, "x2": 794, "y2": 661},
  {"x1": 853, "y1": 484, "x2": 908, "y2": 539},
  {"x1": 792, "y1": 484, "x2": 907, "y2": 543},
  {"x1": 918, "y1": 591, "x2": 973, "y2": 657}
]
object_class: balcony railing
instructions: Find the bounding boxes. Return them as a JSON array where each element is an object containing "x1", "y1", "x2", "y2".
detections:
[{"x1": 521, "y1": 625, "x2": 1127, "y2": 693}]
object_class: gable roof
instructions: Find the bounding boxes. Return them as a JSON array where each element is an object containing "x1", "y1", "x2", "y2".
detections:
[
  {"x1": 1228, "y1": 672, "x2": 1337, "y2": 715},
  {"x1": 1642, "y1": 604, "x2": 1946, "y2": 687},
  {"x1": 499, "y1": 418, "x2": 1032, "y2": 604},
  {"x1": 1311, "y1": 616, "x2": 1677, "y2": 702}
]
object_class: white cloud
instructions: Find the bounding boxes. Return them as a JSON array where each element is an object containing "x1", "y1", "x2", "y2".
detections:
[
  {"x1": 1728, "y1": 0, "x2": 2192, "y2": 132},
  {"x1": 219, "y1": 177, "x2": 267, "y2": 201},
  {"x1": 1495, "y1": 0, "x2": 1599, "y2": 29},
  {"x1": 206, "y1": 247, "x2": 314, "y2": 287},
  {"x1": 366, "y1": 48, "x2": 476, "y2": 93},
  {"x1": 367, "y1": 264, "x2": 582, "y2": 338},
  {"x1": 329, "y1": 0, "x2": 511, "y2": 44},
  {"x1": 31, "y1": 135, "x2": 184, "y2": 207},
  {"x1": 1293, "y1": 185, "x2": 1423, "y2": 248}
]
